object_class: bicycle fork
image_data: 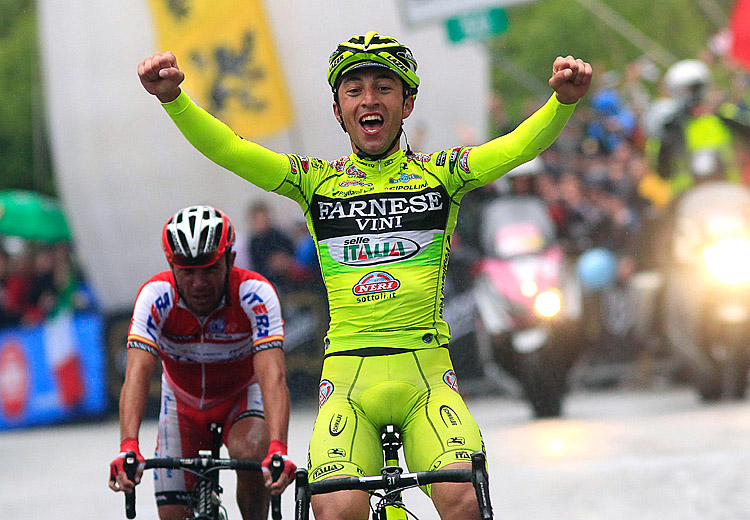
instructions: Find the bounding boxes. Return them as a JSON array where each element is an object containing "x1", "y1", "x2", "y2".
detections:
[{"x1": 194, "y1": 423, "x2": 225, "y2": 520}]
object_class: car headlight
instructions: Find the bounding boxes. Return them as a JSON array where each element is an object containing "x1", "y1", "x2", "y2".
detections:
[
  {"x1": 703, "y1": 239, "x2": 750, "y2": 285},
  {"x1": 535, "y1": 290, "x2": 562, "y2": 317}
]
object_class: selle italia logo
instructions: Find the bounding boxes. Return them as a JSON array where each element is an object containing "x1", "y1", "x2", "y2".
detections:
[
  {"x1": 324, "y1": 230, "x2": 436, "y2": 268},
  {"x1": 342, "y1": 236, "x2": 420, "y2": 266}
]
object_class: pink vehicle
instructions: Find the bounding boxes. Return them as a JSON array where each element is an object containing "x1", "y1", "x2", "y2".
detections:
[{"x1": 472, "y1": 194, "x2": 583, "y2": 417}]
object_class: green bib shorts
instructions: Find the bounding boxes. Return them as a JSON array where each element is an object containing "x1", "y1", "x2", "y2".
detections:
[{"x1": 308, "y1": 348, "x2": 484, "y2": 494}]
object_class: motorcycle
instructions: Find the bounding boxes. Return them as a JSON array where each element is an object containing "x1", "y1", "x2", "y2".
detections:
[
  {"x1": 471, "y1": 194, "x2": 582, "y2": 417},
  {"x1": 660, "y1": 180, "x2": 750, "y2": 401}
]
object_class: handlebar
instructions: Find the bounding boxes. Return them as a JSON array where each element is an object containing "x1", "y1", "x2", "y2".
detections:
[
  {"x1": 123, "y1": 452, "x2": 283, "y2": 519},
  {"x1": 308, "y1": 468, "x2": 472, "y2": 494},
  {"x1": 143, "y1": 457, "x2": 263, "y2": 471},
  {"x1": 294, "y1": 451, "x2": 492, "y2": 520}
]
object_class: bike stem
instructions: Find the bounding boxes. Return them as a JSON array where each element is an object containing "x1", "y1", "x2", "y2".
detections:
[
  {"x1": 209, "y1": 422, "x2": 222, "y2": 458},
  {"x1": 381, "y1": 424, "x2": 402, "y2": 466},
  {"x1": 378, "y1": 425, "x2": 407, "y2": 520}
]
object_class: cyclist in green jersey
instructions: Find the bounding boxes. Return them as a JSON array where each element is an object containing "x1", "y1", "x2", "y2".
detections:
[{"x1": 138, "y1": 31, "x2": 591, "y2": 520}]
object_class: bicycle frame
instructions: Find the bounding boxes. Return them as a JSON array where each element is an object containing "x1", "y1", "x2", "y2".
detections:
[
  {"x1": 123, "y1": 423, "x2": 283, "y2": 520},
  {"x1": 294, "y1": 424, "x2": 493, "y2": 520}
]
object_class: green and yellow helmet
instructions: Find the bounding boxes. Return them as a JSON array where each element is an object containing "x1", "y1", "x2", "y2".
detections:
[{"x1": 328, "y1": 31, "x2": 420, "y2": 98}]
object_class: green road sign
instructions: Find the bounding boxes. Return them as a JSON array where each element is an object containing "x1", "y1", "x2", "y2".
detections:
[{"x1": 446, "y1": 7, "x2": 508, "y2": 43}]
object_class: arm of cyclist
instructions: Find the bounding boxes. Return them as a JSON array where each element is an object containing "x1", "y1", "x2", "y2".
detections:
[
  {"x1": 466, "y1": 55, "x2": 592, "y2": 187},
  {"x1": 137, "y1": 51, "x2": 289, "y2": 191},
  {"x1": 253, "y1": 347, "x2": 296, "y2": 494},
  {"x1": 109, "y1": 347, "x2": 158, "y2": 493}
]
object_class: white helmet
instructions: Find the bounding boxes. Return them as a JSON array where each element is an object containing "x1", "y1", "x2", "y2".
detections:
[
  {"x1": 643, "y1": 98, "x2": 681, "y2": 139},
  {"x1": 505, "y1": 156, "x2": 544, "y2": 178},
  {"x1": 492, "y1": 156, "x2": 544, "y2": 195},
  {"x1": 690, "y1": 149, "x2": 724, "y2": 179},
  {"x1": 162, "y1": 205, "x2": 235, "y2": 268},
  {"x1": 664, "y1": 59, "x2": 711, "y2": 99}
]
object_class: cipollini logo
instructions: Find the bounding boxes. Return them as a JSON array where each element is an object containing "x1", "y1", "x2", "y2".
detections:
[
  {"x1": 299, "y1": 156, "x2": 310, "y2": 173},
  {"x1": 345, "y1": 164, "x2": 366, "y2": 178},
  {"x1": 352, "y1": 271, "x2": 400, "y2": 295},
  {"x1": 459, "y1": 148, "x2": 472, "y2": 174},
  {"x1": 319, "y1": 379, "x2": 334, "y2": 407},
  {"x1": 443, "y1": 370, "x2": 459, "y2": 393}
]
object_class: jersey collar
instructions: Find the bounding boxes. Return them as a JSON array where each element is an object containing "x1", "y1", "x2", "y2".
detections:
[{"x1": 349, "y1": 148, "x2": 406, "y2": 173}]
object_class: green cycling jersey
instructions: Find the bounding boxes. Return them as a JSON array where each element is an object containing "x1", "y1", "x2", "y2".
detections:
[{"x1": 162, "y1": 91, "x2": 576, "y2": 354}]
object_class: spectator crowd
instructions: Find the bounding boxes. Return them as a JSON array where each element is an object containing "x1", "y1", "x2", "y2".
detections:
[
  {"x1": 0, "y1": 238, "x2": 95, "y2": 329},
  {"x1": 454, "y1": 44, "x2": 750, "y2": 286}
]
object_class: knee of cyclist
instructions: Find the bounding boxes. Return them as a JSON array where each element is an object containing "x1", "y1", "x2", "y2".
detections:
[
  {"x1": 311, "y1": 493, "x2": 370, "y2": 520},
  {"x1": 228, "y1": 437, "x2": 267, "y2": 461},
  {"x1": 433, "y1": 482, "x2": 481, "y2": 518}
]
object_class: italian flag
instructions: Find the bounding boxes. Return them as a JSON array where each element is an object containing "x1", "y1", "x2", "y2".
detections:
[{"x1": 731, "y1": 0, "x2": 750, "y2": 71}]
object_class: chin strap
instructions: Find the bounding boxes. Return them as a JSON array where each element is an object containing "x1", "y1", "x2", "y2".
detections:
[
  {"x1": 403, "y1": 128, "x2": 413, "y2": 157},
  {"x1": 223, "y1": 251, "x2": 232, "y2": 305}
]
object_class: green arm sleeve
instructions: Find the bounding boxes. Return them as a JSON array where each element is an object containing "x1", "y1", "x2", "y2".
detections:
[
  {"x1": 466, "y1": 95, "x2": 576, "y2": 187},
  {"x1": 161, "y1": 91, "x2": 289, "y2": 192}
]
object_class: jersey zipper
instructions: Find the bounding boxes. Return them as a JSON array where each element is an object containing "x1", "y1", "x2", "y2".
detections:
[
  {"x1": 197, "y1": 314, "x2": 208, "y2": 410},
  {"x1": 191, "y1": 299, "x2": 227, "y2": 411}
]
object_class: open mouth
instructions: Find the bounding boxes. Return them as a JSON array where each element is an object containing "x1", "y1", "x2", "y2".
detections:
[{"x1": 359, "y1": 113, "x2": 384, "y2": 134}]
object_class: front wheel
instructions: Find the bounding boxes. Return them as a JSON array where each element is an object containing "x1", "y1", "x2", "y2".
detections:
[
  {"x1": 695, "y1": 340, "x2": 750, "y2": 401},
  {"x1": 696, "y1": 365, "x2": 723, "y2": 402},
  {"x1": 516, "y1": 348, "x2": 567, "y2": 418}
]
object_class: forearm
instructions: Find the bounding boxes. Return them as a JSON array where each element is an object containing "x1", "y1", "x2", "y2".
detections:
[
  {"x1": 470, "y1": 95, "x2": 577, "y2": 183},
  {"x1": 119, "y1": 372, "x2": 151, "y2": 441},
  {"x1": 254, "y1": 348, "x2": 290, "y2": 444},
  {"x1": 119, "y1": 348, "x2": 158, "y2": 442},
  {"x1": 263, "y1": 381, "x2": 290, "y2": 445},
  {"x1": 161, "y1": 91, "x2": 289, "y2": 191}
]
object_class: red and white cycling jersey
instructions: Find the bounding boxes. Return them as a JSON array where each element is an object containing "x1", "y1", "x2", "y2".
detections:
[{"x1": 127, "y1": 268, "x2": 284, "y2": 409}]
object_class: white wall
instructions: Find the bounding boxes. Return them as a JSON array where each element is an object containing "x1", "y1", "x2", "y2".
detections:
[{"x1": 37, "y1": 0, "x2": 488, "y2": 312}]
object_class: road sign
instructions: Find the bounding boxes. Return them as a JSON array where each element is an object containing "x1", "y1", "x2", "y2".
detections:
[
  {"x1": 445, "y1": 7, "x2": 508, "y2": 43},
  {"x1": 401, "y1": 0, "x2": 529, "y2": 25}
]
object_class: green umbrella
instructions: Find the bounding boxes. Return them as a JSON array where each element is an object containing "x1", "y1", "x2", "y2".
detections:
[{"x1": 0, "y1": 190, "x2": 71, "y2": 242}]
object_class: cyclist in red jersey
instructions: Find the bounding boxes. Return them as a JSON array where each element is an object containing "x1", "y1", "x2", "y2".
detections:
[{"x1": 109, "y1": 205, "x2": 296, "y2": 520}]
